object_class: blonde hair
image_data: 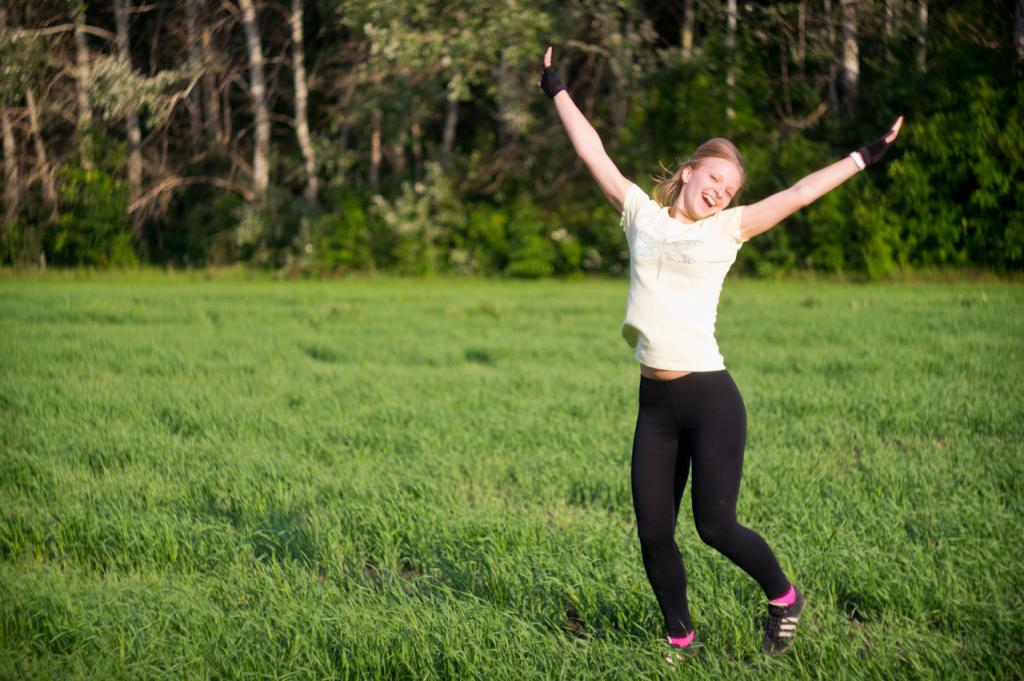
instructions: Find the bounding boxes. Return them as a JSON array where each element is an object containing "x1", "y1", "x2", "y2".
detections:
[{"x1": 651, "y1": 138, "x2": 746, "y2": 208}]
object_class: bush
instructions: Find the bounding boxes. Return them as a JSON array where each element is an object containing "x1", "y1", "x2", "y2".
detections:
[
  {"x1": 885, "y1": 77, "x2": 1024, "y2": 270},
  {"x1": 503, "y1": 196, "x2": 555, "y2": 278},
  {"x1": 49, "y1": 164, "x2": 136, "y2": 267},
  {"x1": 371, "y1": 162, "x2": 465, "y2": 275},
  {"x1": 311, "y1": 188, "x2": 375, "y2": 272}
]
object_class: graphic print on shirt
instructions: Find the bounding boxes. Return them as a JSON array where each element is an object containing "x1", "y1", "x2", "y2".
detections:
[{"x1": 634, "y1": 229, "x2": 703, "y2": 279}]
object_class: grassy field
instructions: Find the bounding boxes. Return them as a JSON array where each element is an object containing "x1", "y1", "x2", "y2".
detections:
[{"x1": 1, "y1": 273, "x2": 1022, "y2": 680}]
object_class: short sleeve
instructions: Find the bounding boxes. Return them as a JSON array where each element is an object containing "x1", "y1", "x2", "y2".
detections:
[
  {"x1": 619, "y1": 183, "x2": 648, "y2": 232},
  {"x1": 716, "y1": 206, "x2": 747, "y2": 244}
]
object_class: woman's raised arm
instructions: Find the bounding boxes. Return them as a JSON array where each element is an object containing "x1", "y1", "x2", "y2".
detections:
[
  {"x1": 739, "y1": 116, "x2": 904, "y2": 241},
  {"x1": 540, "y1": 46, "x2": 632, "y2": 212}
]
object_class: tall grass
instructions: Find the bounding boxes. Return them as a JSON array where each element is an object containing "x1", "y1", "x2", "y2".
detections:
[{"x1": 1, "y1": 275, "x2": 1022, "y2": 679}]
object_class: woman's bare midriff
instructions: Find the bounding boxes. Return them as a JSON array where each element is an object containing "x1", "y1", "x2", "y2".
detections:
[{"x1": 640, "y1": 364, "x2": 693, "y2": 381}]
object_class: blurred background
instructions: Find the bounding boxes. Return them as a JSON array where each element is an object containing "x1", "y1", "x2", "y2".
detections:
[{"x1": 0, "y1": 0, "x2": 1020, "y2": 278}]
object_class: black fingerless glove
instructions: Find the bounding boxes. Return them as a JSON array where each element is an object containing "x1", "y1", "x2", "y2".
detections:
[
  {"x1": 857, "y1": 128, "x2": 897, "y2": 166},
  {"x1": 539, "y1": 66, "x2": 565, "y2": 99}
]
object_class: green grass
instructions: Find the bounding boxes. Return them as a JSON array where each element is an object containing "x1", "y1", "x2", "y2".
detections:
[{"x1": 1, "y1": 274, "x2": 1022, "y2": 680}]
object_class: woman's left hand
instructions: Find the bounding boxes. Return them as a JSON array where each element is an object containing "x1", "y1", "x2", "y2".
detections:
[{"x1": 859, "y1": 115, "x2": 904, "y2": 166}]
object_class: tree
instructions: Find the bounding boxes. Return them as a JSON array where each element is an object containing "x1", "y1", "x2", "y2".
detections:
[
  {"x1": 290, "y1": 0, "x2": 317, "y2": 202},
  {"x1": 681, "y1": 0, "x2": 695, "y2": 59},
  {"x1": 840, "y1": 0, "x2": 858, "y2": 114},
  {"x1": 1, "y1": 100, "x2": 18, "y2": 231},
  {"x1": 113, "y1": 0, "x2": 143, "y2": 242},
  {"x1": 1017, "y1": 0, "x2": 1024, "y2": 60},
  {"x1": 824, "y1": 0, "x2": 839, "y2": 116},
  {"x1": 917, "y1": 0, "x2": 927, "y2": 71},
  {"x1": 73, "y1": 5, "x2": 93, "y2": 169},
  {"x1": 238, "y1": 0, "x2": 270, "y2": 200},
  {"x1": 184, "y1": 0, "x2": 203, "y2": 149}
]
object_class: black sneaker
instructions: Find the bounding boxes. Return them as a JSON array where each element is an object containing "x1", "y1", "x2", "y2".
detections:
[{"x1": 761, "y1": 587, "x2": 806, "y2": 654}]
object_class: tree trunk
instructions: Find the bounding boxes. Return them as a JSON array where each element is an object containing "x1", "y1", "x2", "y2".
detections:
[
  {"x1": 441, "y1": 73, "x2": 460, "y2": 166},
  {"x1": 148, "y1": 0, "x2": 166, "y2": 74},
  {"x1": 681, "y1": 0, "x2": 695, "y2": 58},
  {"x1": 798, "y1": 0, "x2": 806, "y2": 74},
  {"x1": 114, "y1": 0, "x2": 144, "y2": 243},
  {"x1": 73, "y1": 8, "x2": 93, "y2": 170},
  {"x1": 493, "y1": 53, "x2": 514, "y2": 147},
  {"x1": 0, "y1": 9, "x2": 13, "y2": 231},
  {"x1": 1, "y1": 101, "x2": 19, "y2": 230},
  {"x1": 389, "y1": 127, "x2": 407, "y2": 186},
  {"x1": 780, "y1": 41, "x2": 792, "y2": 116},
  {"x1": 290, "y1": 0, "x2": 318, "y2": 202},
  {"x1": 840, "y1": 0, "x2": 859, "y2": 114},
  {"x1": 26, "y1": 89, "x2": 58, "y2": 219},
  {"x1": 222, "y1": 85, "x2": 232, "y2": 144},
  {"x1": 725, "y1": 0, "x2": 737, "y2": 120},
  {"x1": 410, "y1": 119, "x2": 423, "y2": 180},
  {"x1": 824, "y1": 0, "x2": 839, "y2": 117},
  {"x1": 201, "y1": 4, "x2": 222, "y2": 145},
  {"x1": 917, "y1": 0, "x2": 928, "y2": 71},
  {"x1": 238, "y1": 0, "x2": 270, "y2": 200},
  {"x1": 1017, "y1": 0, "x2": 1024, "y2": 60},
  {"x1": 884, "y1": 0, "x2": 896, "y2": 61},
  {"x1": 884, "y1": 0, "x2": 899, "y2": 35},
  {"x1": 370, "y1": 108, "x2": 381, "y2": 193},
  {"x1": 185, "y1": 0, "x2": 203, "y2": 149}
]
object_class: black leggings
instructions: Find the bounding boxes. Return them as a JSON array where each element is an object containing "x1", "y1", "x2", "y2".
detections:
[{"x1": 631, "y1": 370, "x2": 789, "y2": 637}]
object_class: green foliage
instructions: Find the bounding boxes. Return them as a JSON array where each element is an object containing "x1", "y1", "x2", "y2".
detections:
[
  {"x1": 87, "y1": 55, "x2": 196, "y2": 127},
  {"x1": 49, "y1": 163, "x2": 136, "y2": 268},
  {"x1": 371, "y1": 162, "x2": 466, "y2": 276},
  {"x1": 455, "y1": 203, "x2": 511, "y2": 274},
  {"x1": 886, "y1": 77, "x2": 1024, "y2": 270},
  {"x1": 502, "y1": 197, "x2": 556, "y2": 279},
  {"x1": 2, "y1": 0, "x2": 1018, "y2": 277},
  {"x1": 176, "y1": 192, "x2": 248, "y2": 267},
  {"x1": 311, "y1": 187, "x2": 375, "y2": 273}
]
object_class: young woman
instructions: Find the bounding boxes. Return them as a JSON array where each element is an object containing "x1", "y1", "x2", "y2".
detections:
[{"x1": 539, "y1": 46, "x2": 902, "y2": 658}]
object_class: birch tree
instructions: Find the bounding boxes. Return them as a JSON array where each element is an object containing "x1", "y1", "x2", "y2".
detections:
[
  {"x1": 0, "y1": 6, "x2": 18, "y2": 228},
  {"x1": 1, "y1": 100, "x2": 18, "y2": 230},
  {"x1": 824, "y1": 0, "x2": 839, "y2": 116},
  {"x1": 200, "y1": 2, "x2": 223, "y2": 146},
  {"x1": 185, "y1": 0, "x2": 203, "y2": 148},
  {"x1": 238, "y1": 0, "x2": 270, "y2": 200},
  {"x1": 25, "y1": 89, "x2": 58, "y2": 218},
  {"x1": 681, "y1": 0, "x2": 695, "y2": 58},
  {"x1": 290, "y1": 0, "x2": 317, "y2": 202},
  {"x1": 917, "y1": 0, "x2": 927, "y2": 71},
  {"x1": 884, "y1": 0, "x2": 900, "y2": 60},
  {"x1": 113, "y1": 0, "x2": 143, "y2": 241},
  {"x1": 840, "y1": 0, "x2": 858, "y2": 113},
  {"x1": 441, "y1": 70, "x2": 461, "y2": 166},
  {"x1": 73, "y1": 6, "x2": 93, "y2": 169},
  {"x1": 1017, "y1": 0, "x2": 1024, "y2": 60}
]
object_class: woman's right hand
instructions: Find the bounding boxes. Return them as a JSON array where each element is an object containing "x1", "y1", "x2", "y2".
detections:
[
  {"x1": 539, "y1": 45, "x2": 565, "y2": 98},
  {"x1": 539, "y1": 43, "x2": 631, "y2": 212}
]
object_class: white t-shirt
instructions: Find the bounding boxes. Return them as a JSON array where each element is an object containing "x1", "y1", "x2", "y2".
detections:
[{"x1": 619, "y1": 182, "x2": 748, "y2": 371}]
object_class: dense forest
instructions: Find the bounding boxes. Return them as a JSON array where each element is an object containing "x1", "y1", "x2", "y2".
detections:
[{"x1": 0, "y1": 1, "x2": 1020, "y2": 277}]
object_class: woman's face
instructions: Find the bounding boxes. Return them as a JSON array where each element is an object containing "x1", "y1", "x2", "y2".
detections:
[{"x1": 675, "y1": 157, "x2": 743, "y2": 222}]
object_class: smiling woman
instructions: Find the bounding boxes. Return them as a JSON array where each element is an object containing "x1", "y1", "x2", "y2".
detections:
[
  {"x1": 539, "y1": 43, "x2": 903, "y2": 662},
  {"x1": 652, "y1": 139, "x2": 746, "y2": 220}
]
